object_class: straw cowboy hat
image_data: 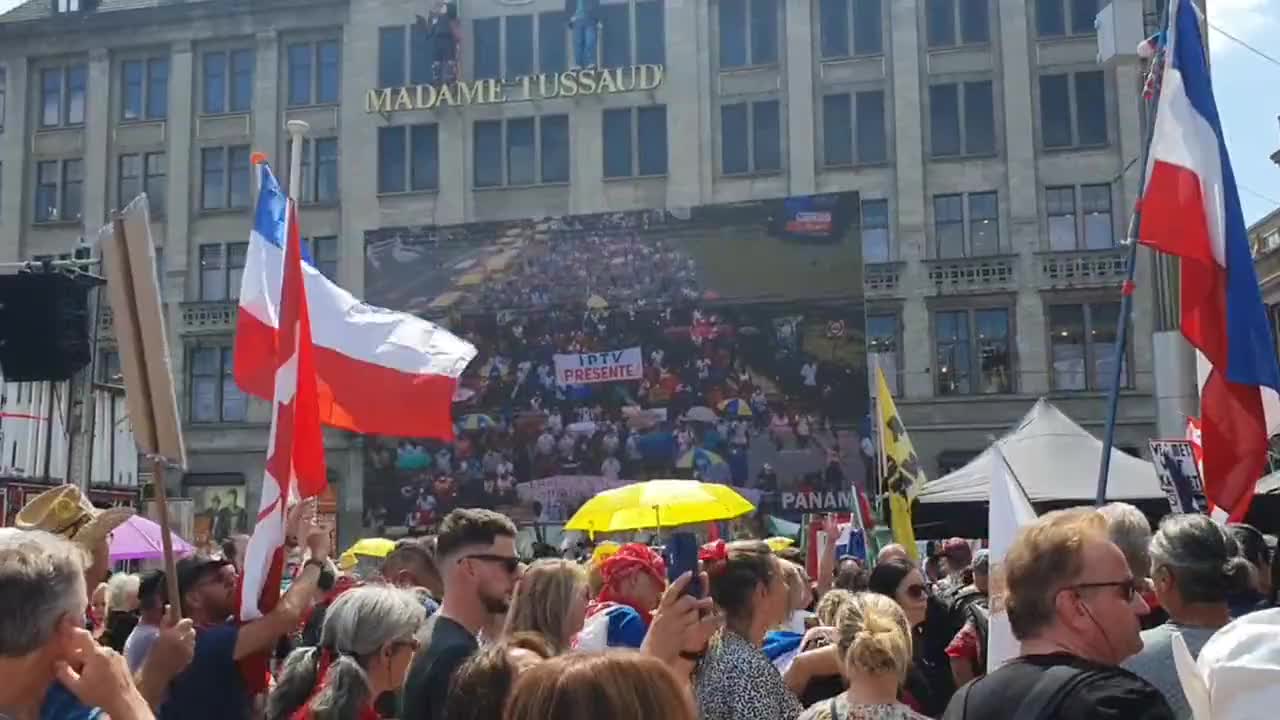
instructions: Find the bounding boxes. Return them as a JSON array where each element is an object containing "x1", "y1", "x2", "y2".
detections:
[{"x1": 15, "y1": 485, "x2": 134, "y2": 549}]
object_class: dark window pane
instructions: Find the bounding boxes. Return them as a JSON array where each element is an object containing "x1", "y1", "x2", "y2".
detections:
[
  {"x1": 969, "y1": 192, "x2": 999, "y2": 255},
  {"x1": 1037, "y1": 0, "x2": 1065, "y2": 36},
  {"x1": 147, "y1": 58, "x2": 168, "y2": 119},
  {"x1": 201, "y1": 148, "x2": 225, "y2": 209},
  {"x1": 122, "y1": 60, "x2": 143, "y2": 120},
  {"x1": 474, "y1": 120, "x2": 503, "y2": 188},
  {"x1": 61, "y1": 159, "x2": 82, "y2": 220},
  {"x1": 221, "y1": 347, "x2": 246, "y2": 421},
  {"x1": 934, "y1": 194, "x2": 965, "y2": 258},
  {"x1": 1040, "y1": 74, "x2": 1072, "y2": 147},
  {"x1": 41, "y1": 68, "x2": 61, "y2": 126},
  {"x1": 1082, "y1": 183, "x2": 1113, "y2": 248},
  {"x1": 935, "y1": 310, "x2": 971, "y2": 395},
  {"x1": 229, "y1": 50, "x2": 254, "y2": 112},
  {"x1": 36, "y1": 161, "x2": 58, "y2": 221},
  {"x1": 599, "y1": 4, "x2": 631, "y2": 69},
  {"x1": 202, "y1": 53, "x2": 226, "y2": 114},
  {"x1": 507, "y1": 14, "x2": 535, "y2": 76},
  {"x1": 287, "y1": 43, "x2": 312, "y2": 107},
  {"x1": 721, "y1": 103, "x2": 749, "y2": 174},
  {"x1": 819, "y1": 0, "x2": 849, "y2": 59},
  {"x1": 603, "y1": 108, "x2": 633, "y2": 178},
  {"x1": 1046, "y1": 186, "x2": 1077, "y2": 250},
  {"x1": 410, "y1": 124, "x2": 439, "y2": 191},
  {"x1": 507, "y1": 118, "x2": 536, "y2": 185},
  {"x1": 636, "y1": 106, "x2": 668, "y2": 176},
  {"x1": 635, "y1": 1, "x2": 665, "y2": 64},
  {"x1": 926, "y1": 0, "x2": 955, "y2": 47},
  {"x1": 474, "y1": 18, "x2": 501, "y2": 80},
  {"x1": 975, "y1": 308, "x2": 1010, "y2": 393},
  {"x1": 856, "y1": 90, "x2": 887, "y2": 163},
  {"x1": 198, "y1": 245, "x2": 225, "y2": 301},
  {"x1": 378, "y1": 126, "x2": 406, "y2": 193},
  {"x1": 752, "y1": 100, "x2": 781, "y2": 172},
  {"x1": 964, "y1": 80, "x2": 995, "y2": 154},
  {"x1": 145, "y1": 152, "x2": 166, "y2": 216},
  {"x1": 1070, "y1": 0, "x2": 1098, "y2": 35},
  {"x1": 315, "y1": 138, "x2": 338, "y2": 203},
  {"x1": 822, "y1": 94, "x2": 853, "y2": 166},
  {"x1": 409, "y1": 22, "x2": 431, "y2": 85},
  {"x1": 228, "y1": 146, "x2": 251, "y2": 207},
  {"x1": 719, "y1": 0, "x2": 747, "y2": 68},
  {"x1": 930, "y1": 83, "x2": 961, "y2": 156},
  {"x1": 1090, "y1": 302, "x2": 1126, "y2": 389},
  {"x1": 226, "y1": 243, "x2": 247, "y2": 298},
  {"x1": 1050, "y1": 304, "x2": 1087, "y2": 390},
  {"x1": 65, "y1": 65, "x2": 85, "y2": 125},
  {"x1": 1075, "y1": 71, "x2": 1108, "y2": 146},
  {"x1": 119, "y1": 154, "x2": 141, "y2": 208},
  {"x1": 379, "y1": 26, "x2": 406, "y2": 88},
  {"x1": 853, "y1": 0, "x2": 883, "y2": 54},
  {"x1": 541, "y1": 115, "x2": 570, "y2": 183},
  {"x1": 861, "y1": 199, "x2": 891, "y2": 263},
  {"x1": 749, "y1": 0, "x2": 777, "y2": 65},
  {"x1": 317, "y1": 40, "x2": 340, "y2": 103},
  {"x1": 867, "y1": 312, "x2": 898, "y2": 393},
  {"x1": 960, "y1": 0, "x2": 989, "y2": 43},
  {"x1": 539, "y1": 11, "x2": 568, "y2": 73}
]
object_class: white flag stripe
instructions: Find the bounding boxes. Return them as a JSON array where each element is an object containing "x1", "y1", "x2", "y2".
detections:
[{"x1": 987, "y1": 446, "x2": 1038, "y2": 674}]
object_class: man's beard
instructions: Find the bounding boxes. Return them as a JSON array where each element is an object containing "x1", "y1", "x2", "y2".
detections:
[{"x1": 479, "y1": 591, "x2": 510, "y2": 615}]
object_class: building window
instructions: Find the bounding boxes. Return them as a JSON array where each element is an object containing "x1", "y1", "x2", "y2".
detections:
[
  {"x1": 934, "y1": 191, "x2": 999, "y2": 257},
  {"x1": 602, "y1": 106, "x2": 668, "y2": 178},
  {"x1": 539, "y1": 11, "x2": 569, "y2": 73},
  {"x1": 926, "y1": 0, "x2": 989, "y2": 48},
  {"x1": 719, "y1": 0, "x2": 778, "y2": 69},
  {"x1": 287, "y1": 39, "x2": 340, "y2": 107},
  {"x1": 473, "y1": 115, "x2": 570, "y2": 188},
  {"x1": 288, "y1": 138, "x2": 339, "y2": 204},
  {"x1": 378, "y1": 124, "x2": 439, "y2": 194},
  {"x1": 720, "y1": 99, "x2": 781, "y2": 175},
  {"x1": 118, "y1": 154, "x2": 141, "y2": 210},
  {"x1": 635, "y1": 0, "x2": 666, "y2": 65},
  {"x1": 379, "y1": 26, "x2": 406, "y2": 87},
  {"x1": 200, "y1": 146, "x2": 251, "y2": 210},
  {"x1": 1040, "y1": 70, "x2": 1107, "y2": 148},
  {"x1": 1049, "y1": 302, "x2": 1127, "y2": 390},
  {"x1": 202, "y1": 49, "x2": 254, "y2": 115},
  {"x1": 100, "y1": 350, "x2": 123, "y2": 384},
  {"x1": 1047, "y1": 184, "x2": 1113, "y2": 250},
  {"x1": 145, "y1": 152, "x2": 167, "y2": 217},
  {"x1": 859, "y1": 199, "x2": 891, "y2": 263},
  {"x1": 1081, "y1": 184, "x2": 1113, "y2": 249},
  {"x1": 33, "y1": 158, "x2": 82, "y2": 223},
  {"x1": 936, "y1": 307, "x2": 1012, "y2": 395},
  {"x1": 1046, "y1": 186, "x2": 1077, "y2": 250},
  {"x1": 820, "y1": 0, "x2": 883, "y2": 58},
  {"x1": 53, "y1": 0, "x2": 81, "y2": 13},
  {"x1": 40, "y1": 64, "x2": 86, "y2": 128},
  {"x1": 507, "y1": 14, "x2": 535, "y2": 76},
  {"x1": 121, "y1": 58, "x2": 168, "y2": 121},
  {"x1": 198, "y1": 243, "x2": 248, "y2": 301},
  {"x1": 189, "y1": 346, "x2": 246, "y2": 423},
  {"x1": 473, "y1": 17, "x2": 501, "y2": 80},
  {"x1": 1037, "y1": 0, "x2": 1098, "y2": 38},
  {"x1": 303, "y1": 236, "x2": 339, "y2": 280},
  {"x1": 596, "y1": 0, "x2": 665, "y2": 68},
  {"x1": 822, "y1": 90, "x2": 887, "y2": 167},
  {"x1": 929, "y1": 80, "x2": 995, "y2": 158},
  {"x1": 867, "y1": 313, "x2": 899, "y2": 395}
]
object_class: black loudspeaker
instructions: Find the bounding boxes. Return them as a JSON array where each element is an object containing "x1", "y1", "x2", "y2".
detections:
[{"x1": 0, "y1": 273, "x2": 92, "y2": 382}]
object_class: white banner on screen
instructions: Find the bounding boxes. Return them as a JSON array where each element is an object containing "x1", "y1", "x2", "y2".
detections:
[{"x1": 554, "y1": 347, "x2": 643, "y2": 386}]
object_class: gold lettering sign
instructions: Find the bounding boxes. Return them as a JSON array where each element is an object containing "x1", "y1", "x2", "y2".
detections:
[{"x1": 365, "y1": 64, "x2": 665, "y2": 113}]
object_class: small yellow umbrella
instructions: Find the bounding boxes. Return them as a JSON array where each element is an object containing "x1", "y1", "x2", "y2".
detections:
[
  {"x1": 565, "y1": 479, "x2": 755, "y2": 533},
  {"x1": 338, "y1": 537, "x2": 397, "y2": 570},
  {"x1": 765, "y1": 536, "x2": 796, "y2": 553}
]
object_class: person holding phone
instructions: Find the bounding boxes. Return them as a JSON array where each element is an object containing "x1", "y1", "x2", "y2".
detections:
[{"x1": 576, "y1": 544, "x2": 666, "y2": 651}]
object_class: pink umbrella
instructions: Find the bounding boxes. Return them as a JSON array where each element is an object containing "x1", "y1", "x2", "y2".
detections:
[{"x1": 108, "y1": 514, "x2": 195, "y2": 561}]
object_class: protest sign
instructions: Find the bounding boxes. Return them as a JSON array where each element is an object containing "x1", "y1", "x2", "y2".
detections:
[
  {"x1": 1149, "y1": 439, "x2": 1208, "y2": 514},
  {"x1": 554, "y1": 347, "x2": 643, "y2": 386}
]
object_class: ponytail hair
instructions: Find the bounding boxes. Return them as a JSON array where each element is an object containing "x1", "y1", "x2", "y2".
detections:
[
  {"x1": 703, "y1": 540, "x2": 776, "y2": 622},
  {"x1": 835, "y1": 592, "x2": 913, "y2": 682},
  {"x1": 266, "y1": 647, "x2": 323, "y2": 720}
]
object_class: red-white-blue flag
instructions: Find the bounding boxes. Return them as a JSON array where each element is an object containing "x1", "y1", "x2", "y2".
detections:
[
  {"x1": 234, "y1": 165, "x2": 476, "y2": 441},
  {"x1": 1138, "y1": 0, "x2": 1280, "y2": 521}
]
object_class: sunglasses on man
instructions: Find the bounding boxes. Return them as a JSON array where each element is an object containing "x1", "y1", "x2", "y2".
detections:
[{"x1": 460, "y1": 553, "x2": 521, "y2": 574}]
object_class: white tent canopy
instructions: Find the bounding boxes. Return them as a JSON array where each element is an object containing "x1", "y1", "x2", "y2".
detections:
[{"x1": 917, "y1": 399, "x2": 1165, "y2": 506}]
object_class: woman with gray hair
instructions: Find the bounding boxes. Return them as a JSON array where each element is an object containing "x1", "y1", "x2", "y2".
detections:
[
  {"x1": 1122, "y1": 513, "x2": 1255, "y2": 719},
  {"x1": 267, "y1": 585, "x2": 426, "y2": 720}
]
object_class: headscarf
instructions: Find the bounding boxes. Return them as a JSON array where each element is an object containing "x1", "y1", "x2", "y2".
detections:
[{"x1": 587, "y1": 543, "x2": 667, "y2": 625}]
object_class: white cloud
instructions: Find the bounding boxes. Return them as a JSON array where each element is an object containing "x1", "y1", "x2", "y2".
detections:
[{"x1": 1206, "y1": 0, "x2": 1277, "y2": 57}]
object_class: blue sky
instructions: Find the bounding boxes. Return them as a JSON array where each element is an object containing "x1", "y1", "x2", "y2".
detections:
[{"x1": 0, "y1": 0, "x2": 1275, "y2": 222}]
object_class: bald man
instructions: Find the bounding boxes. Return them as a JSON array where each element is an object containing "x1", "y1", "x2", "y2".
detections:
[{"x1": 877, "y1": 544, "x2": 910, "y2": 565}]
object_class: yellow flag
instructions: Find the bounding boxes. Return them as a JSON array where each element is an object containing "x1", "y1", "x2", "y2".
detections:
[{"x1": 876, "y1": 365, "x2": 927, "y2": 561}]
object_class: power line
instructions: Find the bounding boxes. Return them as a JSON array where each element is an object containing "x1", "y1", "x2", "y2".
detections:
[
  {"x1": 1207, "y1": 21, "x2": 1280, "y2": 69},
  {"x1": 1239, "y1": 184, "x2": 1280, "y2": 209}
]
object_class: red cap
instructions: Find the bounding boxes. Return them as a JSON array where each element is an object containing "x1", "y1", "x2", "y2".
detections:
[{"x1": 600, "y1": 543, "x2": 667, "y2": 589}]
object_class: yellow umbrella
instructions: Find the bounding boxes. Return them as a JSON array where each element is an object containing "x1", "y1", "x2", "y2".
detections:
[
  {"x1": 764, "y1": 536, "x2": 795, "y2": 553},
  {"x1": 338, "y1": 537, "x2": 396, "y2": 569},
  {"x1": 565, "y1": 480, "x2": 755, "y2": 533}
]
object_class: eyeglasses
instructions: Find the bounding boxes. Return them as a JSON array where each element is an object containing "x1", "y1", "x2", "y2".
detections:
[
  {"x1": 461, "y1": 554, "x2": 521, "y2": 574},
  {"x1": 1065, "y1": 578, "x2": 1142, "y2": 602}
]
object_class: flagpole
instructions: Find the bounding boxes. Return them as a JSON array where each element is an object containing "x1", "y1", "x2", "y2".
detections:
[
  {"x1": 286, "y1": 120, "x2": 309, "y2": 203},
  {"x1": 1096, "y1": 3, "x2": 1172, "y2": 506}
]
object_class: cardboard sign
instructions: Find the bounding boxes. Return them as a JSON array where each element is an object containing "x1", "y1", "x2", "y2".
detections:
[
  {"x1": 553, "y1": 347, "x2": 643, "y2": 386},
  {"x1": 1149, "y1": 439, "x2": 1208, "y2": 514}
]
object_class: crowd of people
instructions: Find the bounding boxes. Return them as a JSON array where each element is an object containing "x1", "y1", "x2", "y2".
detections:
[
  {"x1": 363, "y1": 210, "x2": 869, "y2": 534},
  {"x1": 3, "y1": 480, "x2": 1278, "y2": 720}
]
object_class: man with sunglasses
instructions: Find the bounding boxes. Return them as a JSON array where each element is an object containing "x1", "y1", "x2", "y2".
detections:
[
  {"x1": 402, "y1": 508, "x2": 519, "y2": 720},
  {"x1": 944, "y1": 508, "x2": 1174, "y2": 720}
]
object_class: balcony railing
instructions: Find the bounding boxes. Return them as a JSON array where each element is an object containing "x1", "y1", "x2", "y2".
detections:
[
  {"x1": 180, "y1": 301, "x2": 238, "y2": 333},
  {"x1": 1037, "y1": 247, "x2": 1129, "y2": 289},
  {"x1": 925, "y1": 255, "x2": 1017, "y2": 294},
  {"x1": 864, "y1": 261, "x2": 903, "y2": 296}
]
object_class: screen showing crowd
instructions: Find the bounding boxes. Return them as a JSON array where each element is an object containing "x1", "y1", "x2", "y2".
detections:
[{"x1": 361, "y1": 192, "x2": 873, "y2": 534}]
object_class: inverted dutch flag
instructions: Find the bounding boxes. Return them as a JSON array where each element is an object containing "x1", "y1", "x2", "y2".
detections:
[
  {"x1": 234, "y1": 164, "x2": 477, "y2": 441},
  {"x1": 1137, "y1": 0, "x2": 1280, "y2": 521}
]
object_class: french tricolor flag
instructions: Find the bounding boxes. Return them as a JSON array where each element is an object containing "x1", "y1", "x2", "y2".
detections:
[
  {"x1": 234, "y1": 164, "x2": 477, "y2": 441},
  {"x1": 1138, "y1": 0, "x2": 1280, "y2": 521}
]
